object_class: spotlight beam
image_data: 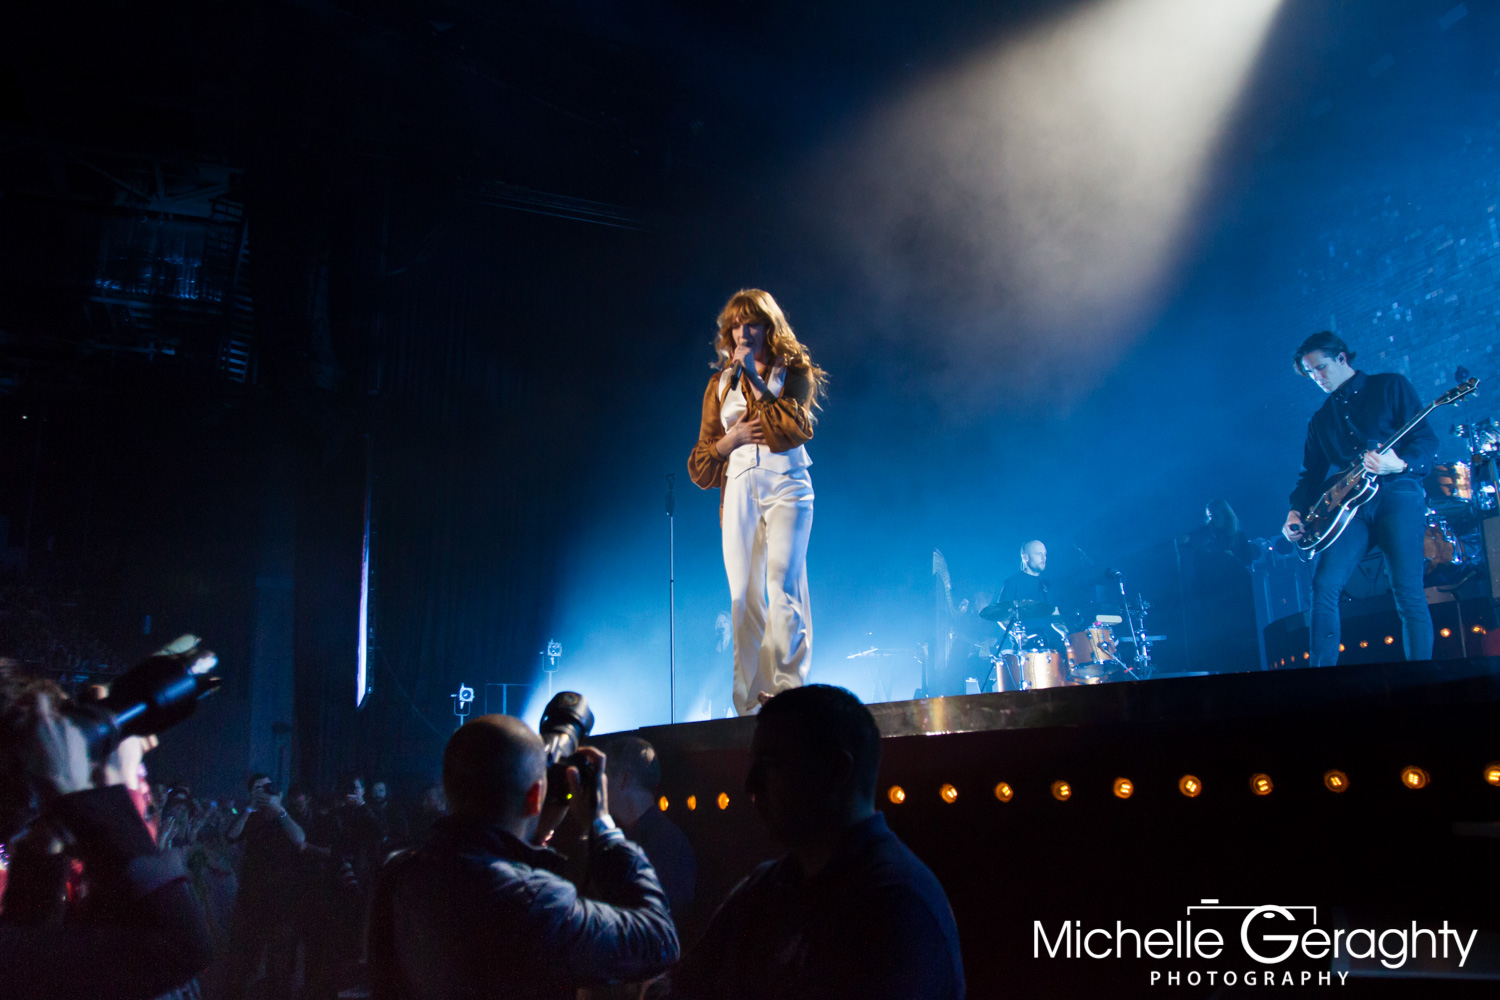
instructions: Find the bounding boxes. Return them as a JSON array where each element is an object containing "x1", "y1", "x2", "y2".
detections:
[{"x1": 830, "y1": 0, "x2": 1285, "y2": 399}]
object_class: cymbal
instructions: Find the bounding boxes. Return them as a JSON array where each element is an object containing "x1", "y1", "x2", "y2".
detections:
[
  {"x1": 1116, "y1": 635, "x2": 1166, "y2": 644},
  {"x1": 1014, "y1": 600, "x2": 1057, "y2": 621},
  {"x1": 980, "y1": 599, "x2": 1056, "y2": 623},
  {"x1": 978, "y1": 601, "x2": 1010, "y2": 623}
]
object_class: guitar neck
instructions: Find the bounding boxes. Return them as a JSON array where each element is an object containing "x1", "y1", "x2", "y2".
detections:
[
  {"x1": 1374, "y1": 401, "x2": 1438, "y2": 458},
  {"x1": 1319, "y1": 379, "x2": 1476, "y2": 502}
]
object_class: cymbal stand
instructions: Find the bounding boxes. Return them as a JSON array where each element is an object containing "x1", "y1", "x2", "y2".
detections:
[
  {"x1": 1113, "y1": 570, "x2": 1153, "y2": 680},
  {"x1": 991, "y1": 615, "x2": 1028, "y2": 691},
  {"x1": 1123, "y1": 597, "x2": 1154, "y2": 680}
]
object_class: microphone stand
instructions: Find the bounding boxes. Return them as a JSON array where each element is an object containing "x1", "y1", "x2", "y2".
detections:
[{"x1": 666, "y1": 474, "x2": 676, "y2": 724}]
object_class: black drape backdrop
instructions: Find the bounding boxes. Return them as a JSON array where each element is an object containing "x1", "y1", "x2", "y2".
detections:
[{"x1": 253, "y1": 162, "x2": 659, "y2": 794}]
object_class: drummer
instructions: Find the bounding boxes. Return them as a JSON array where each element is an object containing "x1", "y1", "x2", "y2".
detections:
[
  {"x1": 993, "y1": 539, "x2": 1070, "y2": 656},
  {"x1": 998, "y1": 539, "x2": 1053, "y2": 609}
]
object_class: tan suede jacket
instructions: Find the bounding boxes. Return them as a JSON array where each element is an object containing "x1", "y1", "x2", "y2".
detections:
[{"x1": 687, "y1": 365, "x2": 816, "y2": 510}]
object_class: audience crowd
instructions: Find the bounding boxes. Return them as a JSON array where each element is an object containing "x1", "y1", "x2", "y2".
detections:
[
  {"x1": 0, "y1": 654, "x2": 964, "y2": 1000},
  {"x1": 137, "y1": 772, "x2": 451, "y2": 999}
]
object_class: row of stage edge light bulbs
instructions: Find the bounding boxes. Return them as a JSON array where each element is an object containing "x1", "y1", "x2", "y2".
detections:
[
  {"x1": 654, "y1": 793, "x2": 731, "y2": 813},
  {"x1": 1272, "y1": 625, "x2": 1487, "y2": 669},
  {"x1": 651, "y1": 764, "x2": 1500, "y2": 814},
  {"x1": 880, "y1": 762, "x2": 1500, "y2": 806}
]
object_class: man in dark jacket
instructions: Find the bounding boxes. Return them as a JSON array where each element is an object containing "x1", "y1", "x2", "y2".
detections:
[
  {"x1": 668, "y1": 685, "x2": 965, "y2": 1000},
  {"x1": 1283, "y1": 332, "x2": 1440, "y2": 666},
  {"x1": 370, "y1": 713, "x2": 679, "y2": 1000},
  {"x1": 603, "y1": 736, "x2": 696, "y2": 921},
  {"x1": 369, "y1": 780, "x2": 410, "y2": 851}
]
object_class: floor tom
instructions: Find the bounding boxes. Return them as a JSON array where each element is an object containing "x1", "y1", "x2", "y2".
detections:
[
  {"x1": 1423, "y1": 515, "x2": 1460, "y2": 572},
  {"x1": 1066, "y1": 626, "x2": 1119, "y2": 668}
]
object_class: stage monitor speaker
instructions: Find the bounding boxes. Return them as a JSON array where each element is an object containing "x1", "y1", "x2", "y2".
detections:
[{"x1": 1483, "y1": 515, "x2": 1500, "y2": 599}]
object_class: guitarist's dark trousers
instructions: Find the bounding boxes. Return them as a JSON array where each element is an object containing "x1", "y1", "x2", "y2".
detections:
[{"x1": 1309, "y1": 476, "x2": 1432, "y2": 666}]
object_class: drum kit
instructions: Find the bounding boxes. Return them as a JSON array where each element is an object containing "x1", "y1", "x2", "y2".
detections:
[
  {"x1": 1424, "y1": 401, "x2": 1500, "y2": 580},
  {"x1": 978, "y1": 581, "x2": 1159, "y2": 691}
]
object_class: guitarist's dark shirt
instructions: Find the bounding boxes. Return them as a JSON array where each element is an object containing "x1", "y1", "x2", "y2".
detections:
[{"x1": 1290, "y1": 370, "x2": 1439, "y2": 514}]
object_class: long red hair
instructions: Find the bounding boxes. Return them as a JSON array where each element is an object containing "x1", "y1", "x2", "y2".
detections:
[{"x1": 713, "y1": 289, "x2": 826, "y2": 404}]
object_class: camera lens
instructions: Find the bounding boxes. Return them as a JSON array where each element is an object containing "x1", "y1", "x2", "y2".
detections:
[{"x1": 538, "y1": 693, "x2": 595, "y2": 807}]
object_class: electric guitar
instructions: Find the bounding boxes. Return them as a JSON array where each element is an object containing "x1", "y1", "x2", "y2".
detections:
[{"x1": 1293, "y1": 377, "x2": 1478, "y2": 560}]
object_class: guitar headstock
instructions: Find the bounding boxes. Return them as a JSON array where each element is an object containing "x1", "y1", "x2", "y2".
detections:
[{"x1": 1435, "y1": 377, "x2": 1479, "y2": 407}]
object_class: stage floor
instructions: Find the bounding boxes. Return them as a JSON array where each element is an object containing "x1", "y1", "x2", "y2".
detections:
[{"x1": 632, "y1": 656, "x2": 1500, "y2": 753}]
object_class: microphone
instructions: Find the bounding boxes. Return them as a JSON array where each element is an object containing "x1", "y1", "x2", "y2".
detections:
[{"x1": 729, "y1": 361, "x2": 743, "y2": 391}]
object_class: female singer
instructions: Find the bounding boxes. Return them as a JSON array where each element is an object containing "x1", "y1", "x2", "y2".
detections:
[{"x1": 688, "y1": 290, "x2": 826, "y2": 715}]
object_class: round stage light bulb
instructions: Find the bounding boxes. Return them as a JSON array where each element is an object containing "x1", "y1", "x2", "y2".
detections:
[
  {"x1": 1178, "y1": 775, "x2": 1202, "y2": 798},
  {"x1": 1303, "y1": 652, "x2": 1310, "y2": 660},
  {"x1": 993, "y1": 782, "x2": 1014, "y2": 803},
  {"x1": 1400, "y1": 766, "x2": 1429, "y2": 790},
  {"x1": 1249, "y1": 773, "x2": 1273, "y2": 797},
  {"x1": 1051, "y1": 780, "x2": 1072, "y2": 802},
  {"x1": 1112, "y1": 778, "x2": 1134, "y2": 799},
  {"x1": 1338, "y1": 644, "x2": 1345, "y2": 652},
  {"x1": 717, "y1": 792, "x2": 730, "y2": 810},
  {"x1": 939, "y1": 783, "x2": 959, "y2": 804},
  {"x1": 1484, "y1": 764, "x2": 1500, "y2": 788},
  {"x1": 888, "y1": 785, "x2": 906, "y2": 805},
  {"x1": 1323, "y1": 770, "x2": 1349, "y2": 793},
  {"x1": 1358, "y1": 640, "x2": 1369, "y2": 649},
  {"x1": 1473, "y1": 625, "x2": 1486, "y2": 635},
  {"x1": 686, "y1": 795, "x2": 697, "y2": 811},
  {"x1": 1383, "y1": 636, "x2": 1395, "y2": 645},
  {"x1": 1439, "y1": 628, "x2": 1452, "y2": 638},
  {"x1": 658, "y1": 796, "x2": 669, "y2": 812}
]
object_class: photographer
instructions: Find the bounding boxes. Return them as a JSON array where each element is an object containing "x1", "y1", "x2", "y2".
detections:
[
  {"x1": 0, "y1": 672, "x2": 214, "y2": 1000},
  {"x1": 223, "y1": 772, "x2": 306, "y2": 1000},
  {"x1": 369, "y1": 713, "x2": 679, "y2": 1000}
]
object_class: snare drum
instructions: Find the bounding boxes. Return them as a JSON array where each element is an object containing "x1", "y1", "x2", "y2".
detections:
[
  {"x1": 1428, "y1": 461, "x2": 1472, "y2": 501},
  {"x1": 1427, "y1": 462, "x2": 1475, "y2": 518},
  {"x1": 1006, "y1": 650, "x2": 1068, "y2": 690}
]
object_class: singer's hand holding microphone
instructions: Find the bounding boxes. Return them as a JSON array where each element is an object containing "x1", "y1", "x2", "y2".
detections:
[
  {"x1": 717, "y1": 346, "x2": 769, "y2": 457},
  {"x1": 730, "y1": 344, "x2": 764, "y2": 392}
]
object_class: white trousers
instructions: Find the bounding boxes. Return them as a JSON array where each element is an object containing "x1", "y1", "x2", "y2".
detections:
[{"x1": 723, "y1": 466, "x2": 814, "y2": 715}]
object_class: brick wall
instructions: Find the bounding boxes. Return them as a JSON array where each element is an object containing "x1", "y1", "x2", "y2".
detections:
[{"x1": 1290, "y1": 122, "x2": 1500, "y2": 463}]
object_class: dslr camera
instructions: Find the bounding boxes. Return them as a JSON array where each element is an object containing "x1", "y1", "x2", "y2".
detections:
[
  {"x1": 68, "y1": 635, "x2": 222, "y2": 759},
  {"x1": 538, "y1": 691, "x2": 595, "y2": 807}
]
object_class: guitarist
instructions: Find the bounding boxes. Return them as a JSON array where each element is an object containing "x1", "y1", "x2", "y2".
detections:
[{"x1": 1282, "y1": 332, "x2": 1438, "y2": 666}]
